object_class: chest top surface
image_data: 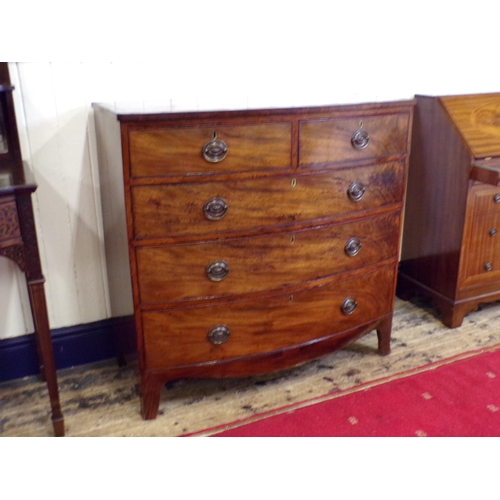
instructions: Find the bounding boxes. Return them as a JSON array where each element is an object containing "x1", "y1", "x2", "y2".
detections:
[{"x1": 440, "y1": 93, "x2": 500, "y2": 159}]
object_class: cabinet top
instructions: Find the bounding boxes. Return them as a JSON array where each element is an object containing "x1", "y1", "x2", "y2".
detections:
[
  {"x1": 439, "y1": 93, "x2": 500, "y2": 159},
  {"x1": 92, "y1": 99, "x2": 415, "y2": 123}
]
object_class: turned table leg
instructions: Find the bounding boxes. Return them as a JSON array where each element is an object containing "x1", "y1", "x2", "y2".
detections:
[
  {"x1": 16, "y1": 192, "x2": 65, "y2": 437},
  {"x1": 28, "y1": 281, "x2": 65, "y2": 436}
]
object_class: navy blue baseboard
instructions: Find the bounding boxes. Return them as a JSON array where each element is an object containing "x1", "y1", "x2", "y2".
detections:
[{"x1": 0, "y1": 315, "x2": 136, "y2": 383}]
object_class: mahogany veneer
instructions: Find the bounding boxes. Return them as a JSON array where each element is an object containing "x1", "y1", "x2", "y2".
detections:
[
  {"x1": 398, "y1": 93, "x2": 500, "y2": 328},
  {"x1": 93, "y1": 100, "x2": 414, "y2": 419}
]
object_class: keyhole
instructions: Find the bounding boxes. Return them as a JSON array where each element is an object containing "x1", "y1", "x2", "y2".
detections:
[{"x1": 290, "y1": 235, "x2": 295, "y2": 243}]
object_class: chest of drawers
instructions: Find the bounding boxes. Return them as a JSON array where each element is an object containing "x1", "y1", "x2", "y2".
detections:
[
  {"x1": 93, "y1": 101, "x2": 414, "y2": 419},
  {"x1": 398, "y1": 93, "x2": 500, "y2": 327}
]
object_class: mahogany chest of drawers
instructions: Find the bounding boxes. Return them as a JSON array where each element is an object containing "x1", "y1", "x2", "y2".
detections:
[
  {"x1": 398, "y1": 93, "x2": 500, "y2": 327},
  {"x1": 93, "y1": 100, "x2": 414, "y2": 419}
]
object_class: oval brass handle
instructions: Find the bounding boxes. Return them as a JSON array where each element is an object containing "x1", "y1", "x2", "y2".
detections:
[
  {"x1": 490, "y1": 228, "x2": 497, "y2": 237},
  {"x1": 202, "y1": 132, "x2": 228, "y2": 163},
  {"x1": 341, "y1": 297, "x2": 358, "y2": 315},
  {"x1": 345, "y1": 237, "x2": 362, "y2": 257},
  {"x1": 347, "y1": 182, "x2": 366, "y2": 202},
  {"x1": 203, "y1": 197, "x2": 228, "y2": 220},
  {"x1": 207, "y1": 325, "x2": 230, "y2": 345},
  {"x1": 206, "y1": 260, "x2": 229, "y2": 281},
  {"x1": 494, "y1": 194, "x2": 500, "y2": 203},
  {"x1": 485, "y1": 262, "x2": 493, "y2": 271},
  {"x1": 351, "y1": 128, "x2": 370, "y2": 150}
]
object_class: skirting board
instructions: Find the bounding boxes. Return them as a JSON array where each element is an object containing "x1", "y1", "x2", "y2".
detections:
[{"x1": 0, "y1": 316, "x2": 136, "y2": 383}]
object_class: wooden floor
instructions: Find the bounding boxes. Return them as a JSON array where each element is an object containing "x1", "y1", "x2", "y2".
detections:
[{"x1": 3, "y1": 296, "x2": 500, "y2": 437}]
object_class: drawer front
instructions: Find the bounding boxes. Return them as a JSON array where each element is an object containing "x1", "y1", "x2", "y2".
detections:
[
  {"x1": 299, "y1": 113, "x2": 410, "y2": 167},
  {"x1": 470, "y1": 184, "x2": 500, "y2": 217},
  {"x1": 132, "y1": 161, "x2": 405, "y2": 240},
  {"x1": 129, "y1": 123, "x2": 292, "y2": 177},
  {"x1": 467, "y1": 214, "x2": 500, "y2": 255},
  {"x1": 142, "y1": 264, "x2": 396, "y2": 368},
  {"x1": 0, "y1": 200, "x2": 21, "y2": 245},
  {"x1": 462, "y1": 249, "x2": 500, "y2": 286},
  {"x1": 136, "y1": 211, "x2": 400, "y2": 304}
]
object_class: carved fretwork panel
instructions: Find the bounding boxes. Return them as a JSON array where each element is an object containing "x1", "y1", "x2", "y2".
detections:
[
  {"x1": 14, "y1": 194, "x2": 43, "y2": 282},
  {"x1": 0, "y1": 243, "x2": 26, "y2": 271},
  {"x1": 0, "y1": 201, "x2": 21, "y2": 243}
]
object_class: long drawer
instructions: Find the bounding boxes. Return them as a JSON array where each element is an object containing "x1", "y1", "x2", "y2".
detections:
[
  {"x1": 141, "y1": 264, "x2": 396, "y2": 368},
  {"x1": 132, "y1": 161, "x2": 405, "y2": 240},
  {"x1": 136, "y1": 211, "x2": 400, "y2": 304},
  {"x1": 299, "y1": 113, "x2": 410, "y2": 167},
  {"x1": 129, "y1": 122, "x2": 293, "y2": 177}
]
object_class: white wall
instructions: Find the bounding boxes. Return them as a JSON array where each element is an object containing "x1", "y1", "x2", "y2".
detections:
[{"x1": 1, "y1": 2, "x2": 499, "y2": 339}]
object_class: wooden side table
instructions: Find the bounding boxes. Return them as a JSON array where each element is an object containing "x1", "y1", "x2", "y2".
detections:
[
  {"x1": 0, "y1": 171, "x2": 65, "y2": 437},
  {"x1": 1, "y1": 64, "x2": 64, "y2": 436}
]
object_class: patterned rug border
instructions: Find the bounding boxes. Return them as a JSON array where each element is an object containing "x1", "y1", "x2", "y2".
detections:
[{"x1": 184, "y1": 341, "x2": 500, "y2": 437}]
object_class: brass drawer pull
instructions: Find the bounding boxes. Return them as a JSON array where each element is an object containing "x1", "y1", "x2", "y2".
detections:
[
  {"x1": 485, "y1": 262, "x2": 493, "y2": 271},
  {"x1": 202, "y1": 132, "x2": 228, "y2": 163},
  {"x1": 347, "y1": 182, "x2": 366, "y2": 202},
  {"x1": 208, "y1": 325, "x2": 231, "y2": 345},
  {"x1": 341, "y1": 297, "x2": 358, "y2": 315},
  {"x1": 351, "y1": 127, "x2": 370, "y2": 150},
  {"x1": 203, "y1": 197, "x2": 228, "y2": 220},
  {"x1": 206, "y1": 260, "x2": 229, "y2": 281},
  {"x1": 490, "y1": 228, "x2": 497, "y2": 237},
  {"x1": 345, "y1": 237, "x2": 362, "y2": 257},
  {"x1": 494, "y1": 194, "x2": 500, "y2": 203}
]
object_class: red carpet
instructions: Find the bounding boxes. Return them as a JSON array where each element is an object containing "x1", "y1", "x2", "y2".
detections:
[{"x1": 192, "y1": 345, "x2": 500, "y2": 437}]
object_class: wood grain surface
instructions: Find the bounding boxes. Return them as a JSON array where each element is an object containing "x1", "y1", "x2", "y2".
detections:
[
  {"x1": 142, "y1": 265, "x2": 396, "y2": 368},
  {"x1": 131, "y1": 162, "x2": 405, "y2": 240}
]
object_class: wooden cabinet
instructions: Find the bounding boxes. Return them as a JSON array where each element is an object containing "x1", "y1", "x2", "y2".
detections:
[
  {"x1": 398, "y1": 93, "x2": 500, "y2": 328},
  {"x1": 93, "y1": 101, "x2": 414, "y2": 419}
]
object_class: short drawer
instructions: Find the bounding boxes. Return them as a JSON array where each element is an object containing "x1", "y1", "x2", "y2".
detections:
[
  {"x1": 129, "y1": 122, "x2": 292, "y2": 177},
  {"x1": 132, "y1": 161, "x2": 405, "y2": 240},
  {"x1": 141, "y1": 264, "x2": 396, "y2": 368},
  {"x1": 462, "y1": 249, "x2": 500, "y2": 287},
  {"x1": 299, "y1": 113, "x2": 410, "y2": 167},
  {"x1": 470, "y1": 184, "x2": 500, "y2": 217},
  {"x1": 467, "y1": 214, "x2": 500, "y2": 255},
  {"x1": 136, "y1": 211, "x2": 400, "y2": 304}
]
